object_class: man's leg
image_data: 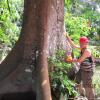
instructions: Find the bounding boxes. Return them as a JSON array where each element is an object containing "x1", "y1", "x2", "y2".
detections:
[
  {"x1": 85, "y1": 86, "x2": 95, "y2": 100},
  {"x1": 76, "y1": 83, "x2": 86, "y2": 96},
  {"x1": 75, "y1": 69, "x2": 85, "y2": 96},
  {"x1": 82, "y1": 70, "x2": 95, "y2": 100}
]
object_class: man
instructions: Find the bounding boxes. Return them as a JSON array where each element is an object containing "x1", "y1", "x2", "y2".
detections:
[{"x1": 65, "y1": 33, "x2": 95, "y2": 100}]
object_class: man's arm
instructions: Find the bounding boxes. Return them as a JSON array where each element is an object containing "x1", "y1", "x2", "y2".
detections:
[
  {"x1": 64, "y1": 32, "x2": 80, "y2": 49},
  {"x1": 73, "y1": 49, "x2": 91, "y2": 64}
]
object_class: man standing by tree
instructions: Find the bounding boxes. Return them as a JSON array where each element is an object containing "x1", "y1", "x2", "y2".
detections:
[{"x1": 65, "y1": 32, "x2": 95, "y2": 100}]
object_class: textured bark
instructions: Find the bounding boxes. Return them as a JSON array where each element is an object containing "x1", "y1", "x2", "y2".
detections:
[
  {"x1": 33, "y1": 0, "x2": 52, "y2": 99},
  {"x1": 0, "y1": 0, "x2": 38, "y2": 94},
  {"x1": 0, "y1": 0, "x2": 67, "y2": 99},
  {"x1": 48, "y1": 0, "x2": 67, "y2": 55}
]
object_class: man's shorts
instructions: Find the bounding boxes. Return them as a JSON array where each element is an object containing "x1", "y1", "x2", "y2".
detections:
[{"x1": 75, "y1": 69, "x2": 94, "y2": 88}]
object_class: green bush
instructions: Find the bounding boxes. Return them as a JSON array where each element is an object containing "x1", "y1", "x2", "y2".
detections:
[
  {"x1": 89, "y1": 46, "x2": 100, "y2": 58},
  {"x1": 64, "y1": 12, "x2": 91, "y2": 44},
  {"x1": 48, "y1": 50, "x2": 78, "y2": 98},
  {"x1": 0, "y1": 0, "x2": 23, "y2": 47}
]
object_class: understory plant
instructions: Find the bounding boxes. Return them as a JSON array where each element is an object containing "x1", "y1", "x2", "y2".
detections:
[{"x1": 48, "y1": 50, "x2": 78, "y2": 99}]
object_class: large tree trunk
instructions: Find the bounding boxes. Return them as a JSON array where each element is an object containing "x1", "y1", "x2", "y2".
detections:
[
  {"x1": 0, "y1": 0, "x2": 67, "y2": 99},
  {"x1": 48, "y1": 0, "x2": 66, "y2": 55}
]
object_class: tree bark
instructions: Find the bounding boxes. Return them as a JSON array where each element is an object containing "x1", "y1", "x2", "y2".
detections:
[
  {"x1": 35, "y1": 0, "x2": 52, "y2": 99},
  {"x1": 0, "y1": 0, "x2": 66, "y2": 99},
  {"x1": 48, "y1": 0, "x2": 66, "y2": 55}
]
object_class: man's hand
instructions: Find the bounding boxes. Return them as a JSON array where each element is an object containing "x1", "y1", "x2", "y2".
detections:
[
  {"x1": 65, "y1": 32, "x2": 69, "y2": 36},
  {"x1": 64, "y1": 32, "x2": 67, "y2": 36},
  {"x1": 65, "y1": 56, "x2": 73, "y2": 63},
  {"x1": 72, "y1": 58, "x2": 77, "y2": 62}
]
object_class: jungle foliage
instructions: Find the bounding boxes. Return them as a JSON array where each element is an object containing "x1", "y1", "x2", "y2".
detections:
[{"x1": 0, "y1": 0, "x2": 23, "y2": 47}]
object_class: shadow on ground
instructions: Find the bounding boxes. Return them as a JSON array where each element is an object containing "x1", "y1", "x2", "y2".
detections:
[{"x1": 0, "y1": 91, "x2": 36, "y2": 100}]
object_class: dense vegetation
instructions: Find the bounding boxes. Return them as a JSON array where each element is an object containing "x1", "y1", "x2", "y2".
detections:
[
  {"x1": 0, "y1": 0, "x2": 23, "y2": 60},
  {"x1": 0, "y1": 0, "x2": 23, "y2": 46},
  {"x1": 48, "y1": 50, "x2": 78, "y2": 99},
  {"x1": 64, "y1": 0, "x2": 100, "y2": 58}
]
